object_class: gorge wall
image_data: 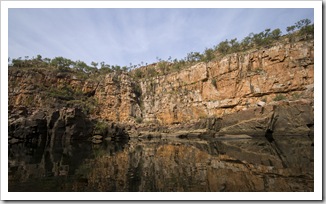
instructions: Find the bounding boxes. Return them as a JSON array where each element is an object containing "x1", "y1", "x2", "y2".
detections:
[
  {"x1": 138, "y1": 39, "x2": 313, "y2": 125},
  {"x1": 8, "y1": 38, "x2": 314, "y2": 133}
]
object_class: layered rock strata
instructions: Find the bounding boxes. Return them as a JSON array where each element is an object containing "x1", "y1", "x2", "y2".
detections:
[{"x1": 8, "y1": 39, "x2": 314, "y2": 141}]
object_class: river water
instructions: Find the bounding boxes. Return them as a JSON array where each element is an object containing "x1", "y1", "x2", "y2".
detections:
[{"x1": 8, "y1": 136, "x2": 313, "y2": 192}]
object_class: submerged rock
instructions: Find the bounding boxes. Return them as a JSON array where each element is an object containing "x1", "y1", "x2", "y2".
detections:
[
  {"x1": 92, "y1": 135, "x2": 103, "y2": 140},
  {"x1": 92, "y1": 139, "x2": 102, "y2": 144}
]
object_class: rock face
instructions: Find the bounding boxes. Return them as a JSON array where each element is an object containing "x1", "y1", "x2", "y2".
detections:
[
  {"x1": 138, "y1": 40, "x2": 313, "y2": 125},
  {"x1": 9, "y1": 107, "x2": 93, "y2": 144},
  {"x1": 94, "y1": 73, "x2": 142, "y2": 123},
  {"x1": 8, "y1": 39, "x2": 314, "y2": 127},
  {"x1": 210, "y1": 100, "x2": 314, "y2": 137},
  {"x1": 8, "y1": 38, "x2": 314, "y2": 145},
  {"x1": 9, "y1": 107, "x2": 48, "y2": 144},
  {"x1": 47, "y1": 107, "x2": 93, "y2": 141}
]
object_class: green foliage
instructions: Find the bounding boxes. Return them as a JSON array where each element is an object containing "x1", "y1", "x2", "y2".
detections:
[
  {"x1": 273, "y1": 94, "x2": 286, "y2": 101},
  {"x1": 203, "y1": 48, "x2": 215, "y2": 62},
  {"x1": 134, "y1": 69, "x2": 143, "y2": 79},
  {"x1": 291, "y1": 92, "x2": 301, "y2": 100},
  {"x1": 94, "y1": 121, "x2": 108, "y2": 135},
  {"x1": 74, "y1": 60, "x2": 90, "y2": 72},
  {"x1": 51, "y1": 56, "x2": 74, "y2": 70},
  {"x1": 171, "y1": 62, "x2": 182, "y2": 71},
  {"x1": 270, "y1": 28, "x2": 282, "y2": 40},
  {"x1": 229, "y1": 38, "x2": 240, "y2": 53},
  {"x1": 286, "y1": 25, "x2": 296, "y2": 33},
  {"x1": 240, "y1": 36, "x2": 252, "y2": 50},
  {"x1": 287, "y1": 19, "x2": 313, "y2": 38},
  {"x1": 47, "y1": 83, "x2": 87, "y2": 102},
  {"x1": 295, "y1": 19, "x2": 311, "y2": 29},
  {"x1": 48, "y1": 85, "x2": 79, "y2": 100},
  {"x1": 36, "y1": 54, "x2": 42, "y2": 61},
  {"x1": 122, "y1": 66, "x2": 128, "y2": 72},
  {"x1": 300, "y1": 24, "x2": 314, "y2": 36},
  {"x1": 211, "y1": 78, "x2": 217, "y2": 89},
  {"x1": 146, "y1": 67, "x2": 158, "y2": 77},
  {"x1": 83, "y1": 98, "x2": 99, "y2": 114},
  {"x1": 187, "y1": 52, "x2": 202, "y2": 62},
  {"x1": 91, "y1": 61, "x2": 98, "y2": 69},
  {"x1": 99, "y1": 67, "x2": 112, "y2": 75},
  {"x1": 216, "y1": 40, "x2": 230, "y2": 55},
  {"x1": 157, "y1": 60, "x2": 169, "y2": 75},
  {"x1": 108, "y1": 65, "x2": 122, "y2": 75},
  {"x1": 133, "y1": 82, "x2": 142, "y2": 99},
  {"x1": 135, "y1": 117, "x2": 143, "y2": 124}
]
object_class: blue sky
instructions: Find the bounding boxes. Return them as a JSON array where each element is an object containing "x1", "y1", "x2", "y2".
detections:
[{"x1": 8, "y1": 8, "x2": 314, "y2": 67}]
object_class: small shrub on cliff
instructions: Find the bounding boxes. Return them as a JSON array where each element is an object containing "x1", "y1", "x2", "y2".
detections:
[
  {"x1": 135, "y1": 117, "x2": 143, "y2": 124},
  {"x1": 94, "y1": 121, "x2": 108, "y2": 135},
  {"x1": 133, "y1": 82, "x2": 142, "y2": 98},
  {"x1": 134, "y1": 69, "x2": 143, "y2": 79},
  {"x1": 211, "y1": 78, "x2": 217, "y2": 89},
  {"x1": 273, "y1": 94, "x2": 286, "y2": 101},
  {"x1": 157, "y1": 60, "x2": 169, "y2": 75},
  {"x1": 291, "y1": 92, "x2": 301, "y2": 100},
  {"x1": 147, "y1": 67, "x2": 158, "y2": 77}
]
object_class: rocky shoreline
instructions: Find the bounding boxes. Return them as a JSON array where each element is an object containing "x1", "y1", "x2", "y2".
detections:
[
  {"x1": 9, "y1": 98, "x2": 314, "y2": 145},
  {"x1": 8, "y1": 103, "x2": 314, "y2": 192}
]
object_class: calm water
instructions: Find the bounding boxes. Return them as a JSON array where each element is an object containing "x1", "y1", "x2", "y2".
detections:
[{"x1": 9, "y1": 136, "x2": 313, "y2": 192}]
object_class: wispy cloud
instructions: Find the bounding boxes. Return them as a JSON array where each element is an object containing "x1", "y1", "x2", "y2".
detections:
[{"x1": 9, "y1": 8, "x2": 314, "y2": 67}]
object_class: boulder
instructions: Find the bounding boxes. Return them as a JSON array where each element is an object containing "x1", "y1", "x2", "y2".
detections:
[
  {"x1": 92, "y1": 135, "x2": 103, "y2": 140},
  {"x1": 49, "y1": 107, "x2": 93, "y2": 141},
  {"x1": 203, "y1": 102, "x2": 313, "y2": 137},
  {"x1": 257, "y1": 101, "x2": 266, "y2": 107},
  {"x1": 8, "y1": 109, "x2": 48, "y2": 143}
]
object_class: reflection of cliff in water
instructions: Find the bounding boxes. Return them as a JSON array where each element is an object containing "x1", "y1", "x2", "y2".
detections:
[
  {"x1": 9, "y1": 135, "x2": 313, "y2": 192},
  {"x1": 8, "y1": 137, "x2": 129, "y2": 192}
]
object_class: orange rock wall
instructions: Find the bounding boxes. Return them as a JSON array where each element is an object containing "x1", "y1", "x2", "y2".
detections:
[
  {"x1": 140, "y1": 40, "x2": 314, "y2": 124},
  {"x1": 8, "y1": 39, "x2": 314, "y2": 125}
]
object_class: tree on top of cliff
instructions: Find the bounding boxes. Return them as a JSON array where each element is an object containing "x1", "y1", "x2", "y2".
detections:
[
  {"x1": 9, "y1": 18, "x2": 313, "y2": 82},
  {"x1": 51, "y1": 56, "x2": 74, "y2": 71},
  {"x1": 270, "y1": 28, "x2": 282, "y2": 40},
  {"x1": 216, "y1": 40, "x2": 230, "y2": 55},
  {"x1": 287, "y1": 18, "x2": 313, "y2": 36},
  {"x1": 202, "y1": 48, "x2": 215, "y2": 63}
]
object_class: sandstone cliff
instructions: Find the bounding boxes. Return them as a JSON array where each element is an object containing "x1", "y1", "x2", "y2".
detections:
[
  {"x1": 138, "y1": 39, "x2": 313, "y2": 125},
  {"x1": 8, "y1": 37, "x2": 314, "y2": 192},
  {"x1": 8, "y1": 37, "x2": 314, "y2": 139}
]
